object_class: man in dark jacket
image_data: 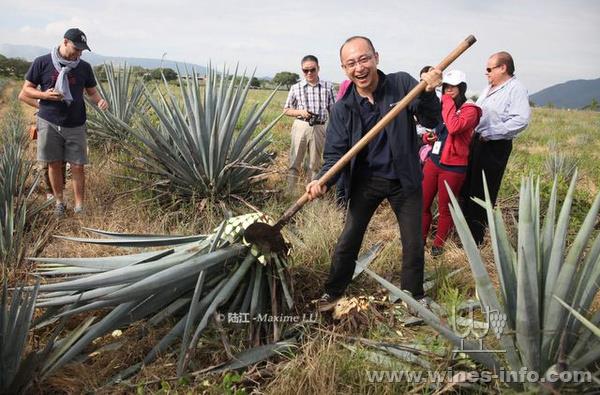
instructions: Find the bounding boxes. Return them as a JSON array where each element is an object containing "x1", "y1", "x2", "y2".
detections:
[{"x1": 306, "y1": 36, "x2": 441, "y2": 311}]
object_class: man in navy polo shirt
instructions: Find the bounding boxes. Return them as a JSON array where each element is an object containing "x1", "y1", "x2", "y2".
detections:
[{"x1": 20, "y1": 28, "x2": 108, "y2": 217}]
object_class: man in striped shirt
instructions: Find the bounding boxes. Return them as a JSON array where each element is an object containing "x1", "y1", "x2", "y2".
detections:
[{"x1": 284, "y1": 55, "x2": 336, "y2": 190}]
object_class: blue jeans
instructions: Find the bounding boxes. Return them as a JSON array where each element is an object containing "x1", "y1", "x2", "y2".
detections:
[{"x1": 325, "y1": 176, "x2": 425, "y2": 299}]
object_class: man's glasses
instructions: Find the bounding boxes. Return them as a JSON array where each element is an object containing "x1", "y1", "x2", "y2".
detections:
[
  {"x1": 342, "y1": 54, "x2": 374, "y2": 70},
  {"x1": 486, "y1": 65, "x2": 502, "y2": 73},
  {"x1": 303, "y1": 67, "x2": 317, "y2": 74}
]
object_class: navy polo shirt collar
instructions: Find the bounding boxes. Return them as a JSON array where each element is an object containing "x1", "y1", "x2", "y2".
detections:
[{"x1": 343, "y1": 69, "x2": 387, "y2": 111}]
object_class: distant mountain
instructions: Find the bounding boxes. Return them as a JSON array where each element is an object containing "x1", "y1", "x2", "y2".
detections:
[
  {"x1": 0, "y1": 43, "x2": 207, "y2": 75},
  {"x1": 0, "y1": 43, "x2": 48, "y2": 60},
  {"x1": 529, "y1": 78, "x2": 600, "y2": 109}
]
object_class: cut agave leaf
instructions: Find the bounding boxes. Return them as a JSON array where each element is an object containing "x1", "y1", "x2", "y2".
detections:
[
  {"x1": 362, "y1": 266, "x2": 503, "y2": 373},
  {"x1": 82, "y1": 226, "x2": 207, "y2": 241},
  {"x1": 352, "y1": 242, "x2": 384, "y2": 279},
  {"x1": 31, "y1": 213, "x2": 294, "y2": 379},
  {"x1": 199, "y1": 340, "x2": 297, "y2": 374},
  {"x1": 53, "y1": 235, "x2": 204, "y2": 247}
]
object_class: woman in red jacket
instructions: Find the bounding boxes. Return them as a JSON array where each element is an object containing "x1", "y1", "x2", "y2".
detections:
[{"x1": 422, "y1": 70, "x2": 482, "y2": 256}]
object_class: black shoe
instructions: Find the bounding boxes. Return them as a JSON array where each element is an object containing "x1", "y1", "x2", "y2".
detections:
[
  {"x1": 315, "y1": 293, "x2": 341, "y2": 312},
  {"x1": 431, "y1": 246, "x2": 444, "y2": 257}
]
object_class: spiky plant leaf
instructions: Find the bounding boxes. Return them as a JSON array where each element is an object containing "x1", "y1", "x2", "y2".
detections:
[
  {"x1": 554, "y1": 296, "x2": 600, "y2": 339},
  {"x1": 180, "y1": 253, "x2": 256, "y2": 373},
  {"x1": 542, "y1": 170, "x2": 578, "y2": 323},
  {"x1": 41, "y1": 316, "x2": 95, "y2": 377},
  {"x1": 515, "y1": 178, "x2": 540, "y2": 373},
  {"x1": 543, "y1": 187, "x2": 600, "y2": 361},
  {"x1": 178, "y1": 271, "x2": 205, "y2": 376}
]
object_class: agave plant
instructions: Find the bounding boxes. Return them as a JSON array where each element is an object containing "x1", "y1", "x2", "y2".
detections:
[
  {"x1": 358, "y1": 172, "x2": 600, "y2": 391},
  {"x1": 85, "y1": 62, "x2": 146, "y2": 143},
  {"x1": 1, "y1": 280, "x2": 95, "y2": 394},
  {"x1": 544, "y1": 150, "x2": 577, "y2": 181},
  {"x1": 111, "y1": 64, "x2": 283, "y2": 200},
  {"x1": 0, "y1": 280, "x2": 40, "y2": 394},
  {"x1": 30, "y1": 213, "x2": 293, "y2": 378},
  {"x1": 0, "y1": 101, "x2": 52, "y2": 270},
  {"x1": 447, "y1": 172, "x2": 599, "y2": 389}
]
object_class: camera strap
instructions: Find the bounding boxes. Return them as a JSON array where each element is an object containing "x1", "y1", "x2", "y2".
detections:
[{"x1": 302, "y1": 83, "x2": 322, "y2": 121}]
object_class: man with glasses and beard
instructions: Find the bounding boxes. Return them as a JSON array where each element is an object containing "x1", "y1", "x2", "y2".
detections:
[
  {"x1": 284, "y1": 55, "x2": 336, "y2": 192},
  {"x1": 461, "y1": 51, "x2": 531, "y2": 246},
  {"x1": 306, "y1": 36, "x2": 442, "y2": 312}
]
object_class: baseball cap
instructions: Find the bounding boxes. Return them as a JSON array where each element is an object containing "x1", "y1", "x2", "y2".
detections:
[
  {"x1": 64, "y1": 28, "x2": 91, "y2": 51},
  {"x1": 443, "y1": 70, "x2": 466, "y2": 86}
]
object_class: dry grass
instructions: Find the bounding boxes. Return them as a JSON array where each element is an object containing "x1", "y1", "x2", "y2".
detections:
[
  {"x1": 288, "y1": 197, "x2": 344, "y2": 267},
  {"x1": 265, "y1": 332, "x2": 408, "y2": 394},
  {"x1": 2, "y1": 79, "x2": 600, "y2": 393}
]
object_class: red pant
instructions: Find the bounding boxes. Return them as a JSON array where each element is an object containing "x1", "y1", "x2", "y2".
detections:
[{"x1": 422, "y1": 159, "x2": 466, "y2": 248}]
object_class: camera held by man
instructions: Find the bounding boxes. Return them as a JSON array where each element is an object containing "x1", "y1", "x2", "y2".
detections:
[{"x1": 305, "y1": 110, "x2": 319, "y2": 126}]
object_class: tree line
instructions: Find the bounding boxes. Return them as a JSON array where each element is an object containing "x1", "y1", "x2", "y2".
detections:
[
  {"x1": 0, "y1": 54, "x2": 305, "y2": 90},
  {"x1": 0, "y1": 55, "x2": 30, "y2": 77}
]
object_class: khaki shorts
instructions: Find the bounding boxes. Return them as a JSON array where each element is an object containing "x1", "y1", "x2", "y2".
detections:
[{"x1": 37, "y1": 117, "x2": 88, "y2": 165}]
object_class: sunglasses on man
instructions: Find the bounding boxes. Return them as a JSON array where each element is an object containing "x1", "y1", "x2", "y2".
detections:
[
  {"x1": 302, "y1": 67, "x2": 317, "y2": 74},
  {"x1": 486, "y1": 65, "x2": 502, "y2": 73}
]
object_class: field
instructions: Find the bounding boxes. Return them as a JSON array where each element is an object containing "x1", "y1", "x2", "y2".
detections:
[{"x1": 1, "y1": 77, "x2": 599, "y2": 394}]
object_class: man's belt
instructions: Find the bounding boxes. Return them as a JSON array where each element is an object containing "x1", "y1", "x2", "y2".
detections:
[{"x1": 296, "y1": 118, "x2": 327, "y2": 125}]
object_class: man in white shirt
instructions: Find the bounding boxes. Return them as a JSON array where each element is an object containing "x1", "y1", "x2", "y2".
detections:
[{"x1": 462, "y1": 51, "x2": 531, "y2": 245}]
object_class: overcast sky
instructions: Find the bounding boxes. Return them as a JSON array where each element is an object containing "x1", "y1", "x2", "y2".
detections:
[{"x1": 1, "y1": 0, "x2": 598, "y2": 94}]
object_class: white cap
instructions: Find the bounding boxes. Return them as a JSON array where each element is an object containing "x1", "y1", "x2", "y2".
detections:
[{"x1": 443, "y1": 69, "x2": 466, "y2": 86}]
